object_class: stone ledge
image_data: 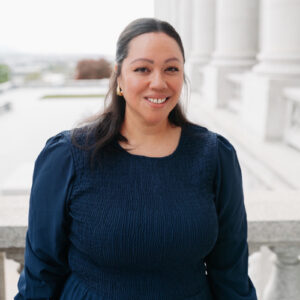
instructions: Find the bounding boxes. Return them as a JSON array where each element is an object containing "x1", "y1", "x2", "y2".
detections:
[
  {"x1": 1, "y1": 194, "x2": 300, "y2": 252},
  {"x1": 245, "y1": 190, "x2": 300, "y2": 221},
  {"x1": 0, "y1": 227, "x2": 27, "y2": 249}
]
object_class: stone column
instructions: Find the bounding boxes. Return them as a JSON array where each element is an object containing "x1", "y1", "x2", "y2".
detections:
[
  {"x1": 254, "y1": 0, "x2": 300, "y2": 75},
  {"x1": 0, "y1": 252, "x2": 6, "y2": 300},
  {"x1": 186, "y1": 0, "x2": 216, "y2": 92},
  {"x1": 262, "y1": 245, "x2": 300, "y2": 300},
  {"x1": 177, "y1": 0, "x2": 194, "y2": 60},
  {"x1": 171, "y1": 0, "x2": 182, "y2": 33},
  {"x1": 203, "y1": 0, "x2": 259, "y2": 107},
  {"x1": 153, "y1": 0, "x2": 182, "y2": 37},
  {"x1": 154, "y1": 0, "x2": 173, "y2": 25},
  {"x1": 241, "y1": 0, "x2": 300, "y2": 140}
]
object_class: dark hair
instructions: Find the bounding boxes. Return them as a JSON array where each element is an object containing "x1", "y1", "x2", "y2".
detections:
[{"x1": 72, "y1": 18, "x2": 192, "y2": 168}]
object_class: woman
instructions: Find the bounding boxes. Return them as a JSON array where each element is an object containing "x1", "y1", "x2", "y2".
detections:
[{"x1": 15, "y1": 18, "x2": 257, "y2": 299}]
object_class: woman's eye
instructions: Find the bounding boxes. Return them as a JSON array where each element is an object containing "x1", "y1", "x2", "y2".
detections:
[
  {"x1": 134, "y1": 67, "x2": 149, "y2": 73},
  {"x1": 166, "y1": 67, "x2": 179, "y2": 72}
]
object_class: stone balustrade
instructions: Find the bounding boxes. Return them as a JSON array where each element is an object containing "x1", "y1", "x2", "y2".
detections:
[
  {"x1": 0, "y1": 195, "x2": 27, "y2": 300},
  {"x1": 1, "y1": 192, "x2": 300, "y2": 300},
  {"x1": 225, "y1": 72, "x2": 244, "y2": 113},
  {"x1": 283, "y1": 87, "x2": 300, "y2": 151},
  {"x1": 246, "y1": 191, "x2": 300, "y2": 300}
]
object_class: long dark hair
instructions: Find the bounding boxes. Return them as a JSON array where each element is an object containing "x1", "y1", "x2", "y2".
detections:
[{"x1": 71, "y1": 18, "x2": 192, "y2": 168}]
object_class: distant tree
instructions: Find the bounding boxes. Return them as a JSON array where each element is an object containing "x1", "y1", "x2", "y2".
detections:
[
  {"x1": 75, "y1": 58, "x2": 112, "y2": 80},
  {"x1": 0, "y1": 64, "x2": 10, "y2": 83}
]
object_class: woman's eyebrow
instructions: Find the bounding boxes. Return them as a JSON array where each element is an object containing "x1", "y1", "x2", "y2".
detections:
[
  {"x1": 165, "y1": 57, "x2": 181, "y2": 63},
  {"x1": 130, "y1": 57, "x2": 181, "y2": 64},
  {"x1": 130, "y1": 58, "x2": 154, "y2": 64}
]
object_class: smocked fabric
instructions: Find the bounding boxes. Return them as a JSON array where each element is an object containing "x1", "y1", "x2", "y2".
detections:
[{"x1": 15, "y1": 123, "x2": 257, "y2": 300}]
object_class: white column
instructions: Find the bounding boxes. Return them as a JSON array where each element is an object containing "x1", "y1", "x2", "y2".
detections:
[
  {"x1": 186, "y1": 0, "x2": 216, "y2": 92},
  {"x1": 241, "y1": 0, "x2": 300, "y2": 140},
  {"x1": 213, "y1": 0, "x2": 259, "y2": 66},
  {"x1": 177, "y1": 0, "x2": 194, "y2": 60},
  {"x1": 171, "y1": 0, "x2": 182, "y2": 34},
  {"x1": 254, "y1": 0, "x2": 300, "y2": 75},
  {"x1": 203, "y1": 0, "x2": 259, "y2": 107},
  {"x1": 153, "y1": 0, "x2": 182, "y2": 39},
  {"x1": 154, "y1": 0, "x2": 173, "y2": 25}
]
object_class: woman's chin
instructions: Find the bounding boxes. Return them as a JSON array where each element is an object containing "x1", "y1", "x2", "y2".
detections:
[{"x1": 142, "y1": 116, "x2": 170, "y2": 126}]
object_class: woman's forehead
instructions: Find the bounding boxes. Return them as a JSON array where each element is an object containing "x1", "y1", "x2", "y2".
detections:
[{"x1": 125, "y1": 32, "x2": 184, "y2": 63}]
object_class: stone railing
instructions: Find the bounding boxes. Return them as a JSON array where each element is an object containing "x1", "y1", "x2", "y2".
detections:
[
  {"x1": 246, "y1": 190, "x2": 300, "y2": 300},
  {"x1": 1, "y1": 192, "x2": 300, "y2": 300},
  {"x1": 226, "y1": 72, "x2": 244, "y2": 113},
  {"x1": 0, "y1": 195, "x2": 27, "y2": 300},
  {"x1": 283, "y1": 87, "x2": 300, "y2": 151}
]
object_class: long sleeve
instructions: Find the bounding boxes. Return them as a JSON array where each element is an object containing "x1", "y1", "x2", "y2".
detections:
[
  {"x1": 15, "y1": 131, "x2": 75, "y2": 300},
  {"x1": 205, "y1": 135, "x2": 257, "y2": 299}
]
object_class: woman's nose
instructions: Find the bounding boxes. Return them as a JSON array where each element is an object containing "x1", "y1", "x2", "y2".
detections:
[{"x1": 149, "y1": 72, "x2": 167, "y2": 90}]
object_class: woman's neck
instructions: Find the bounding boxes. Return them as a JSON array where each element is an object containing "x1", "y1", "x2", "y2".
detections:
[{"x1": 120, "y1": 117, "x2": 175, "y2": 147}]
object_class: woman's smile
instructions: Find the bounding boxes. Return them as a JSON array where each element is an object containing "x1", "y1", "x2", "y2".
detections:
[{"x1": 144, "y1": 95, "x2": 171, "y2": 106}]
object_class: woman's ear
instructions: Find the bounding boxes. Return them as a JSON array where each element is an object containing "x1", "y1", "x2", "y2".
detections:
[{"x1": 114, "y1": 64, "x2": 118, "y2": 74}]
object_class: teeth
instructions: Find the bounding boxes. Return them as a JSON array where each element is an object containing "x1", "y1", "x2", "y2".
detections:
[{"x1": 147, "y1": 97, "x2": 167, "y2": 104}]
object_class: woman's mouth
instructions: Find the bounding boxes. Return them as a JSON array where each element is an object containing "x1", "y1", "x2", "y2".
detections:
[{"x1": 145, "y1": 97, "x2": 170, "y2": 104}]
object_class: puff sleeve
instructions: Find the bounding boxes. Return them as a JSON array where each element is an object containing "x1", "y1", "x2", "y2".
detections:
[
  {"x1": 15, "y1": 131, "x2": 75, "y2": 299},
  {"x1": 205, "y1": 135, "x2": 257, "y2": 299}
]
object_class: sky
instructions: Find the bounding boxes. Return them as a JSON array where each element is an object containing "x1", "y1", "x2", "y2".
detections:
[{"x1": 0, "y1": 0, "x2": 154, "y2": 56}]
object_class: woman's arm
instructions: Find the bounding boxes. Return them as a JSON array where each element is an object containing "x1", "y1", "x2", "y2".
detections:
[
  {"x1": 15, "y1": 132, "x2": 75, "y2": 299},
  {"x1": 205, "y1": 134, "x2": 257, "y2": 300}
]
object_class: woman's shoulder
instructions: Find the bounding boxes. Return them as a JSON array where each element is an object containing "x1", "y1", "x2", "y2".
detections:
[
  {"x1": 184, "y1": 122, "x2": 237, "y2": 165},
  {"x1": 186, "y1": 122, "x2": 235, "y2": 150},
  {"x1": 43, "y1": 126, "x2": 95, "y2": 161},
  {"x1": 44, "y1": 130, "x2": 72, "y2": 147},
  {"x1": 37, "y1": 130, "x2": 73, "y2": 166},
  {"x1": 69, "y1": 124, "x2": 97, "y2": 149},
  {"x1": 185, "y1": 122, "x2": 211, "y2": 136}
]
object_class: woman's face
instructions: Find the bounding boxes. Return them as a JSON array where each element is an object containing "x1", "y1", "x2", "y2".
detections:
[{"x1": 117, "y1": 32, "x2": 184, "y2": 126}]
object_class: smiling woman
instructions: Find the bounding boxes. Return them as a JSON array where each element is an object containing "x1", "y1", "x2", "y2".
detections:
[
  {"x1": 15, "y1": 18, "x2": 257, "y2": 300},
  {"x1": 116, "y1": 32, "x2": 185, "y2": 155},
  {"x1": 70, "y1": 18, "x2": 190, "y2": 162}
]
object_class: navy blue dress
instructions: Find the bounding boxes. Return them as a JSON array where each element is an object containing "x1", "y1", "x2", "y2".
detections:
[{"x1": 15, "y1": 123, "x2": 257, "y2": 299}]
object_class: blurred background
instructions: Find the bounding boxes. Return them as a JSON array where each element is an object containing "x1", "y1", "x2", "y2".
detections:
[{"x1": 1, "y1": 1, "x2": 300, "y2": 299}]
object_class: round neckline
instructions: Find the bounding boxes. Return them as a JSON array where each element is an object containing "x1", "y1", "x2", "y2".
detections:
[{"x1": 114, "y1": 125, "x2": 186, "y2": 160}]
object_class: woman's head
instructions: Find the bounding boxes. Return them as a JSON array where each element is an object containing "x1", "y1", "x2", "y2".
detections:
[
  {"x1": 107, "y1": 18, "x2": 188, "y2": 127},
  {"x1": 115, "y1": 18, "x2": 185, "y2": 77},
  {"x1": 73, "y1": 18, "x2": 190, "y2": 168},
  {"x1": 117, "y1": 30, "x2": 185, "y2": 126}
]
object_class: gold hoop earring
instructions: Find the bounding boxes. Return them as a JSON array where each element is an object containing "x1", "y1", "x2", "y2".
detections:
[{"x1": 117, "y1": 85, "x2": 123, "y2": 96}]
